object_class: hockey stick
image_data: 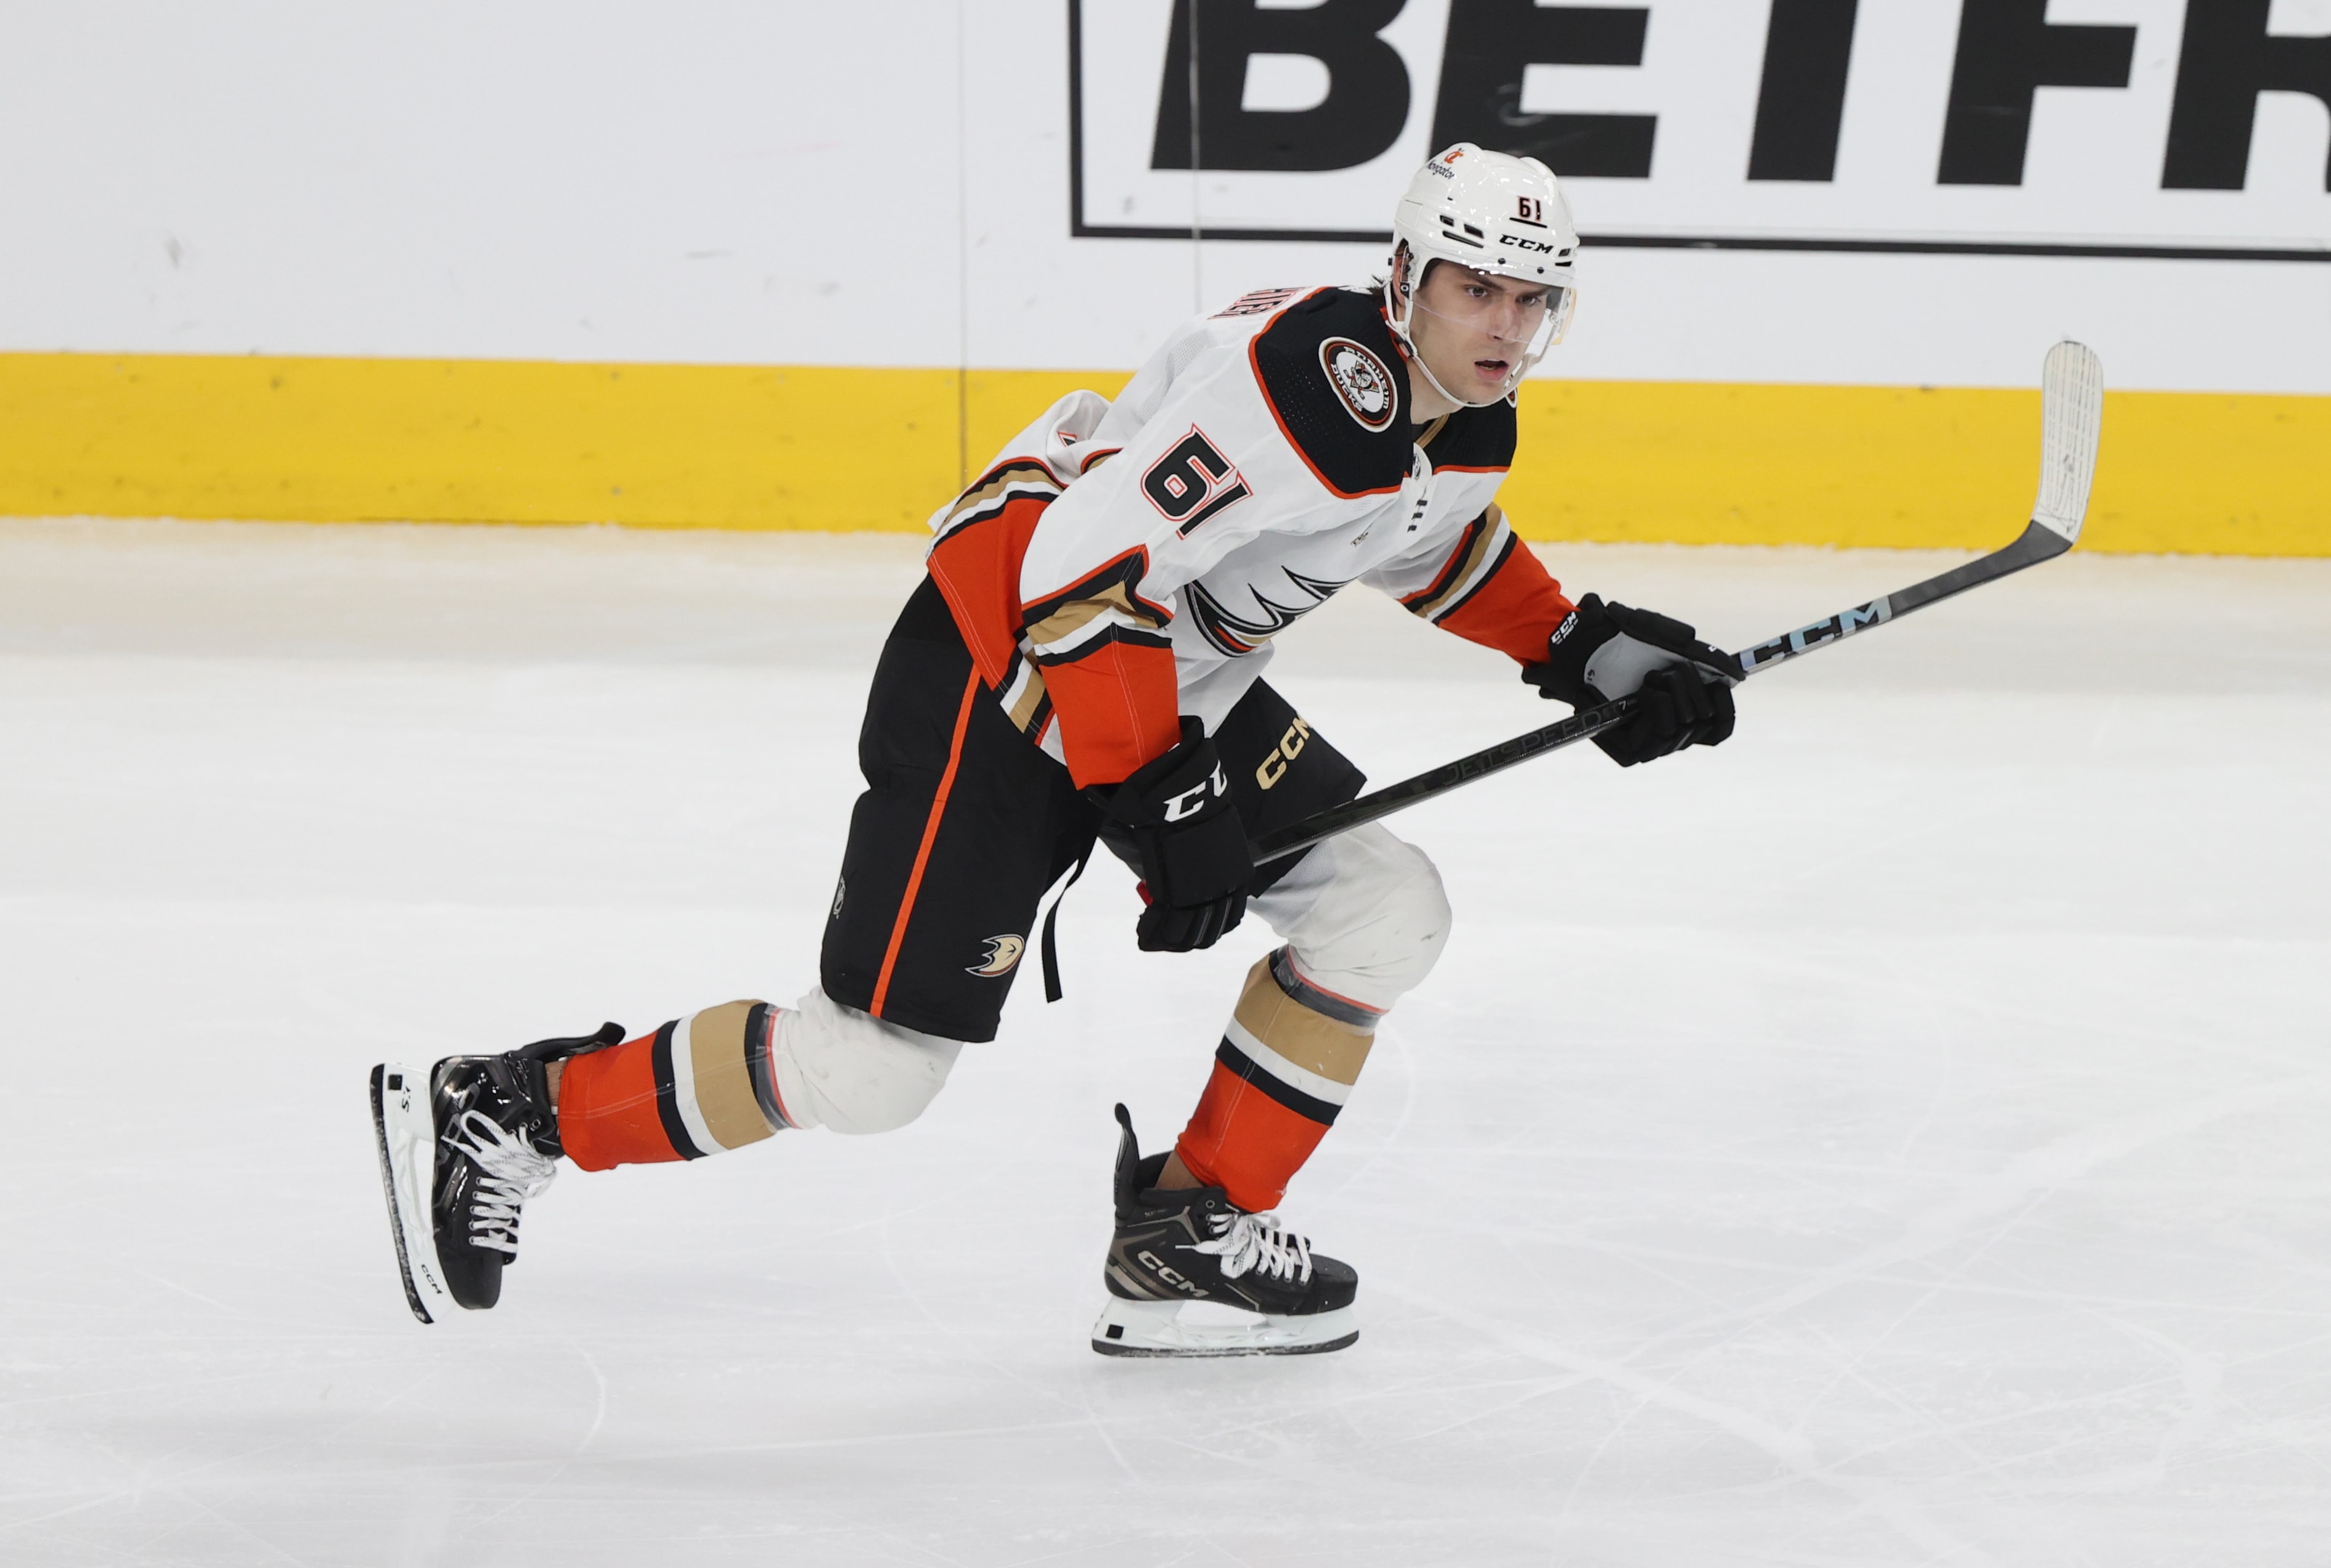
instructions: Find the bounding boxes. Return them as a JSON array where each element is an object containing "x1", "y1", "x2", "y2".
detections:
[{"x1": 1249, "y1": 341, "x2": 2105, "y2": 869}]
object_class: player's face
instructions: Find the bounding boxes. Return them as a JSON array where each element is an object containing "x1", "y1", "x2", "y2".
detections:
[{"x1": 1411, "y1": 264, "x2": 1564, "y2": 403}]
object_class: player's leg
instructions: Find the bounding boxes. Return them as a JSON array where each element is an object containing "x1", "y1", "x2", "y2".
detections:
[
  {"x1": 1095, "y1": 687, "x2": 1450, "y2": 1355},
  {"x1": 551, "y1": 987, "x2": 968, "y2": 1163},
  {"x1": 372, "y1": 576, "x2": 1090, "y2": 1323},
  {"x1": 553, "y1": 577, "x2": 1090, "y2": 1160},
  {"x1": 370, "y1": 1025, "x2": 617, "y2": 1323},
  {"x1": 556, "y1": 706, "x2": 1092, "y2": 1158},
  {"x1": 372, "y1": 990, "x2": 980, "y2": 1322},
  {"x1": 1171, "y1": 683, "x2": 1450, "y2": 1206},
  {"x1": 818, "y1": 576, "x2": 1096, "y2": 1045},
  {"x1": 1167, "y1": 819, "x2": 1445, "y2": 1202}
]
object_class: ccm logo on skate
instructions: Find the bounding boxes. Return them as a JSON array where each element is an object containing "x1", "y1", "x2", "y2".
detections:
[
  {"x1": 1255, "y1": 717, "x2": 1313, "y2": 789},
  {"x1": 1143, "y1": 428, "x2": 1253, "y2": 536},
  {"x1": 967, "y1": 934, "x2": 1025, "y2": 977},
  {"x1": 1739, "y1": 597, "x2": 1892, "y2": 671},
  {"x1": 1138, "y1": 1249, "x2": 1210, "y2": 1297}
]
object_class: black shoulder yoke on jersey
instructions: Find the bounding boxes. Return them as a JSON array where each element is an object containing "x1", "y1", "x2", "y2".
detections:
[
  {"x1": 1249, "y1": 287, "x2": 1412, "y2": 499},
  {"x1": 1421, "y1": 396, "x2": 1516, "y2": 474}
]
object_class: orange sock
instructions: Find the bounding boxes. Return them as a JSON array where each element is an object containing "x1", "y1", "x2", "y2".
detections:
[
  {"x1": 558, "y1": 1001, "x2": 790, "y2": 1171},
  {"x1": 1173, "y1": 950, "x2": 1381, "y2": 1212}
]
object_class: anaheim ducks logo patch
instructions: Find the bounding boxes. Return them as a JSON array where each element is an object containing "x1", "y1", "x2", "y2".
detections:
[
  {"x1": 1318, "y1": 338, "x2": 1397, "y2": 432},
  {"x1": 967, "y1": 934, "x2": 1025, "y2": 977}
]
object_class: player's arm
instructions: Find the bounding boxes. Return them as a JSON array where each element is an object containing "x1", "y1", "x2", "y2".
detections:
[
  {"x1": 1371, "y1": 503, "x2": 1575, "y2": 664},
  {"x1": 1019, "y1": 546, "x2": 1247, "y2": 952},
  {"x1": 1369, "y1": 507, "x2": 1737, "y2": 766},
  {"x1": 1017, "y1": 428, "x2": 1270, "y2": 954},
  {"x1": 1017, "y1": 542, "x2": 1183, "y2": 791}
]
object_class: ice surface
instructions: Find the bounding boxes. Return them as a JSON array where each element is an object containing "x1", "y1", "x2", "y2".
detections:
[{"x1": 1, "y1": 517, "x2": 2326, "y2": 1567}]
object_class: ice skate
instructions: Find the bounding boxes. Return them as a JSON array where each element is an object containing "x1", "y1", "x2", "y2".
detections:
[
  {"x1": 1091, "y1": 1104, "x2": 1358, "y2": 1357},
  {"x1": 368, "y1": 1023, "x2": 621, "y2": 1323}
]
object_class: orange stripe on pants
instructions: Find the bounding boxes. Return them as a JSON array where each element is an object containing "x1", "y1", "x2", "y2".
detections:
[{"x1": 871, "y1": 666, "x2": 983, "y2": 1018}]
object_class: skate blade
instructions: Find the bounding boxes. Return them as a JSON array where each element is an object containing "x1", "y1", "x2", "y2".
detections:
[
  {"x1": 1090, "y1": 1297, "x2": 1358, "y2": 1358},
  {"x1": 370, "y1": 1063, "x2": 452, "y2": 1326}
]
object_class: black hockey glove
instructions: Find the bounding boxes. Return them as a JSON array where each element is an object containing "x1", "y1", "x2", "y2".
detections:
[
  {"x1": 1522, "y1": 593, "x2": 1738, "y2": 767},
  {"x1": 1095, "y1": 718, "x2": 1252, "y2": 952}
]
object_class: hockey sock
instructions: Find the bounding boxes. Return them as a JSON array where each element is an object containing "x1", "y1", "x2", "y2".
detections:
[
  {"x1": 1175, "y1": 948, "x2": 1381, "y2": 1212},
  {"x1": 557, "y1": 1001, "x2": 793, "y2": 1171}
]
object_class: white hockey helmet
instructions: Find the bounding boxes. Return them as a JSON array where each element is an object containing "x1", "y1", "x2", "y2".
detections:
[{"x1": 1386, "y1": 143, "x2": 1580, "y2": 407}]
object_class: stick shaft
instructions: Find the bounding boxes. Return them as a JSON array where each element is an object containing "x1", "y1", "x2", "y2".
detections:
[
  {"x1": 1248, "y1": 520, "x2": 2070, "y2": 867},
  {"x1": 1726, "y1": 518, "x2": 2069, "y2": 679}
]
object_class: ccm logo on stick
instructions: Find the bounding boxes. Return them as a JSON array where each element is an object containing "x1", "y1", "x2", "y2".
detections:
[
  {"x1": 1739, "y1": 597, "x2": 1892, "y2": 670},
  {"x1": 1142, "y1": 428, "x2": 1254, "y2": 535}
]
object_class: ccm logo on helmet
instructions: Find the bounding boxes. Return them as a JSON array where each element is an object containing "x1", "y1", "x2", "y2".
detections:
[
  {"x1": 1318, "y1": 338, "x2": 1397, "y2": 431},
  {"x1": 1500, "y1": 233, "x2": 1561, "y2": 253}
]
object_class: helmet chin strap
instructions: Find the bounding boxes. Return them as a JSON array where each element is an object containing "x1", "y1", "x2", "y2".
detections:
[{"x1": 1381, "y1": 271, "x2": 1523, "y2": 412}]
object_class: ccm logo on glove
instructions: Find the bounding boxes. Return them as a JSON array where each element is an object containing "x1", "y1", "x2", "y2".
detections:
[
  {"x1": 1094, "y1": 719, "x2": 1253, "y2": 952},
  {"x1": 1161, "y1": 764, "x2": 1228, "y2": 823}
]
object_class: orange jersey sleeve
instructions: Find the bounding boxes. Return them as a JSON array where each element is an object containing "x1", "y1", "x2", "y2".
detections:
[
  {"x1": 1016, "y1": 550, "x2": 1183, "y2": 789},
  {"x1": 1384, "y1": 507, "x2": 1574, "y2": 665}
]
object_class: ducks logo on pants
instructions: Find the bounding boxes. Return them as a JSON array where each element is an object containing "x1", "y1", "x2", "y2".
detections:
[{"x1": 968, "y1": 934, "x2": 1026, "y2": 977}]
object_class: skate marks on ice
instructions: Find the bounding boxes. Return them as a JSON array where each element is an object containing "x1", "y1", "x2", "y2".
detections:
[
  {"x1": 1322, "y1": 912, "x2": 2331, "y2": 1565},
  {"x1": 1, "y1": 521, "x2": 2329, "y2": 1567},
  {"x1": 1373, "y1": 1063, "x2": 2331, "y2": 1566},
  {"x1": 1381, "y1": 1283, "x2": 1996, "y2": 1566}
]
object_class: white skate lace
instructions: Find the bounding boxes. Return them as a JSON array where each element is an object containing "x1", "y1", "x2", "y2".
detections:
[
  {"x1": 1193, "y1": 1209, "x2": 1314, "y2": 1285},
  {"x1": 448, "y1": 1109, "x2": 558, "y2": 1257}
]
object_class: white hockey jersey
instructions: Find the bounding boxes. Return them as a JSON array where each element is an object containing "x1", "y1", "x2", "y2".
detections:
[{"x1": 925, "y1": 285, "x2": 1573, "y2": 789}]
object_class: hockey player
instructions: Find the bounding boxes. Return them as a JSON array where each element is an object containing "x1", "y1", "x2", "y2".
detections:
[{"x1": 370, "y1": 144, "x2": 1737, "y2": 1357}]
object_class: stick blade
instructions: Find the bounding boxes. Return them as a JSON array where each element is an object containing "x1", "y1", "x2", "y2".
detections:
[{"x1": 2032, "y1": 340, "x2": 2104, "y2": 545}]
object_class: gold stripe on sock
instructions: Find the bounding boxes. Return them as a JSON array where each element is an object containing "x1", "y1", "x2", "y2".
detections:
[
  {"x1": 1230, "y1": 959, "x2": 1374, "y2": 1087},
  {"x1": 686, "y1": 1000, "x2": 777, "y2": 1151}
]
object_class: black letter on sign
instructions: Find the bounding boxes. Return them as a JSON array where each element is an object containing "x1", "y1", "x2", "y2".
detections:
[
  {"x1": 1748, "y1": 0, "x2": 1861, "y2": 181},
  {"x1": 1432, "y1": 0, "x2": 1657, "y2": 179},
  {"x1": 1937, "y1": 0, "x2": 2135, "y2": 185},
  {"x1": 1150, "y1": 0, "x2": 1410, "y2": 173},
  {"x1": 2163, "y1": 0, "x2": 2331, "y2": 190}
]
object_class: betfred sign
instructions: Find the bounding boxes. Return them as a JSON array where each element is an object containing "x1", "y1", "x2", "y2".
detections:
[{"x1": 1069, "y1": 0, "x2": 2331, "y2": 259}]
